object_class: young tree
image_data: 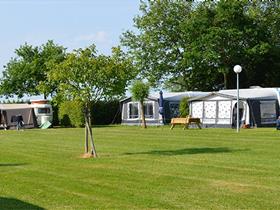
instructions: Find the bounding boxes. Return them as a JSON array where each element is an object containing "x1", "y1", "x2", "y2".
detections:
[
  {"x1": 179, "y1": 97, "x2": 189, "y2": 117},
  {"x1": 49, "y1": 45, "x2": 135, "y2": 157},
  {"x1": 130, "y1": 81, "x2": 150, "y2": 128},
  {"x1": 0, "y1": 40, "x2": 66, "y2": 98}
]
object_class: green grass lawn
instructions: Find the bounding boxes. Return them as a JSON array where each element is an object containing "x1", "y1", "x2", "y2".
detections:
[{"x1": 1, "y1": 126, "x2": 280, "y2": 210}]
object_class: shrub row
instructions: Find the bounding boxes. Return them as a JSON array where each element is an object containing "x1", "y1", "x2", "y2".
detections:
[
  {"x1": 54, "y1": 100, "x2": 121, "y2": 127},
  {"x1": 58, "y1": 100, "x2": 84, "y2": 127}
]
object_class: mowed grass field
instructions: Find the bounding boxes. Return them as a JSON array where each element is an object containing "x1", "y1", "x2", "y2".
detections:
[{"x1": 1, "y1": 126, "x2": 280, "y2": 210}]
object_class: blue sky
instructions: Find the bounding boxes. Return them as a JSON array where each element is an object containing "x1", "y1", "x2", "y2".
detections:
[{"x1": 0, "y1": 0, "x2": 140, "y2": 73}]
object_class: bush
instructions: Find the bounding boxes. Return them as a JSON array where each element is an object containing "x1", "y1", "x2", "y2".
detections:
[
  {"x1": 58, "y1": 100, "x2": 84, "y2": 127},
  {"x1": 179, "y1": 97, "x2": 189, "y2": 117}
]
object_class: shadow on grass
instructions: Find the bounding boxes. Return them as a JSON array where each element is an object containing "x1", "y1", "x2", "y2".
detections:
[
  {"x1": 0, "y1": 163, "x2": 28, "y2": 167},
  {"x1": 0, "y1": 197, "x2": 44, "y2": 210},
  {"x1": 124, "y1": 147, "x2": 248, "y2": 156}
]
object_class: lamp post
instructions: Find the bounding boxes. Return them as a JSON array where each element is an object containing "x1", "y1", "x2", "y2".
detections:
[{"x1": 233, "y1": 65, "x2": 242, "y2": 132}]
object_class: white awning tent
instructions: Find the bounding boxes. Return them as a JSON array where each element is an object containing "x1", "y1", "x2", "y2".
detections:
[{"x1": 189, "y1": 87, "x2": 280, "y2": 128}]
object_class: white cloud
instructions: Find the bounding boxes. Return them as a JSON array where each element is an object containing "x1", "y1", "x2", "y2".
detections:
[{"x1": 74, "y1": 31, "x2": 111, "y2": 44}]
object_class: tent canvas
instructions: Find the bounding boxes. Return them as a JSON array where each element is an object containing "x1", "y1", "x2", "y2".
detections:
[
  {"x1": 189, "y1": 88, "x2": 280, "y2": 128},
  {"x1": 120, "y1": 91, "x2": 209, "y2": 126},
  {"x1": 0, "y1": 104, "x2": 37, "y2": 129}
]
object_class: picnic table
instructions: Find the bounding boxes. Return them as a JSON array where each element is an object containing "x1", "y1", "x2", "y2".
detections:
[{"x1": 170, "y1": 116, "x2": 202, "y2": 130}]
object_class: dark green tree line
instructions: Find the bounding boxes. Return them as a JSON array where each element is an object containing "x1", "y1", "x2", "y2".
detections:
[{"x1": 121, "y1": 0, "x2": 280, "y2": 91}]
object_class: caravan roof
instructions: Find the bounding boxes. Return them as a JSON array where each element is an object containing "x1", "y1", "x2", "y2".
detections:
[
  {"x1": 150, "y1": 91, "x2": 208, "y2": 101},
  {"x1": 120, "y1": 91, "x2": 208, "y2": 103},
  {"x1": 219, "y1": 88, "x2": 278, "y2": 100},
  {"x1": 189, "y1": 88, "x2": 280, "y2": 102},
  {"x1": 0, "y1": 104, "x2": 31, "y2": 110}
]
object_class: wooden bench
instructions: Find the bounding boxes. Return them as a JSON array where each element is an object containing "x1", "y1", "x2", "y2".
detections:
[{"x1": 170, "y1": 117, "x2": 202, "y2": 130}]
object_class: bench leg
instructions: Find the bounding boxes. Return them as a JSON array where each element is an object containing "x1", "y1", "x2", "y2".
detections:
[
  {"x1": 197, "y1": 123, "x2": 202, "y2": 129},
  {"x1": 184, "y1": 123, "x2": 189, "y2": 130},
  {"x1": 170, "y1": 124, "x2": 175, "y2": 130}
]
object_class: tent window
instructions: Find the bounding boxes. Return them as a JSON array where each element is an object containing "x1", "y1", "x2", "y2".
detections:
[
  {"x1": 128, "y1": 103, "x2": 139, "y2": 119},
  {"x1": 218, "y1": 101, "x2": 231, "y2": 119},
  {"x1": 38, "y1": 108, "x2": 51, "y2": 114},
  {"x1": 204, "y1": 101, "x2": 216, "y2": 119},
  {"x1": 144, "y1": 102, "x2": 154, "y2": 119},
  {"x1": 169, "y1": 103, "x2": 180, "y2": 118},
  {"x1": 260, "y1": 101, "x2": 276, "y2": 124},
  {"x1": 192, "y1": 102, "x2": 203, "y2": 118}
]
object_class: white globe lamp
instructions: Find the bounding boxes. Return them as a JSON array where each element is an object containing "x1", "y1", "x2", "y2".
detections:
[
  {"x1": 234, "y1": 65, "x2": 242, "y2": 74},
  {"x1": 233, "y1": 65, "x2": 242, "y2": 133}
]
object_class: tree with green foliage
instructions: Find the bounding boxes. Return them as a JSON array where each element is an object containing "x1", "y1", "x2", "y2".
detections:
[
  {"x1": 130, "y1": 81, "x2": 150, "y2": 128},
  {"x1": 121, "y1": 0, "x2": 193, "y2": 89},
  {"x1": 179, "y1": 97, "x2": 189, "y2": 117},
  {"x1": 49, "y1": 45, "x2": 135, "y2": 157},
  {"x1": 121, "y1": 0, "x2": 280, "y2": 90},
  {"x1": 0, "y1": 40, "x2": 66, "y2": 98}
]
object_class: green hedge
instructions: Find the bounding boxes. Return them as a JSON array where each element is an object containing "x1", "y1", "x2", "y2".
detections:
[
  {"x1": 58, "y1": 100, "x2": 84, "y2": 127},
  {"x1": 56, "y1": 100, "x2": 121, "y2": 127},
  {"x1": 90, "y1": 101, "x2": 121, "y2": 125},
  {"x1": 51, "y1": 101, "x2": 59, "y2": 126}
]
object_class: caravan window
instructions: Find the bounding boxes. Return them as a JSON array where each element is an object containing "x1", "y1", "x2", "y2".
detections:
[
  {"x1": 144, "y1": 102, "x2": 154, "y2": 119},
  {"x1": 260, "y1": 101, "x2": 276, "y2": 124},
  {"x1": 38, "y1": 108, "x2": 51, "y2": 114},
  {"x1": 128, "y1": 103, "x2": 139, "y2": 119}
]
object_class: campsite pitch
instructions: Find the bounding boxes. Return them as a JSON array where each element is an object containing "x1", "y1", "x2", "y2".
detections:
[{"x1": 1, "y1": 126, "x2": 280, "y2": 209}]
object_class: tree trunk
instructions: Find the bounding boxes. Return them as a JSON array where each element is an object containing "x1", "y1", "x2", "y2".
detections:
[
  {"x1": 87, "y1": 112, "x2": 97, "y2": 157},
  {"x1": 84, "y1": 114, "x2": 89, "y2": 154},
  {"x1": 83, "y1": 105, "x2": 97, "y2": 157},
  {"x1": 140, "y1": 102, "x2": 147, "y2": 128},
  {"x1": 223, "y1": 72, "x2": 228, "y2": 89}
]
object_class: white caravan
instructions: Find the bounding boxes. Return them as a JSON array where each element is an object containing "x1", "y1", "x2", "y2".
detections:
[{"x1": 30, "y1": 100, "x2": 53, "y2": 126}]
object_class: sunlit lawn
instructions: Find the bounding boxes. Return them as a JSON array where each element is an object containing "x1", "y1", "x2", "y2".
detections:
[{"x1": 1, "y1": 126, "x2": 280, "y2": 209}]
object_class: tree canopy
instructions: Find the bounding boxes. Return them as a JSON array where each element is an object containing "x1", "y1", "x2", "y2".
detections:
[
  {"x1": 131, "y1": 80, "x2": 150, "y2": 103},
  {"x1": 50, "y1": 45, "x2": 135, "y2": 103},
  {"x1": 0, "y1": 40, "x2": 66, "y2": 98},
  {"x1": 121, "y1": 0, "x2": 280, "y2": 91}
]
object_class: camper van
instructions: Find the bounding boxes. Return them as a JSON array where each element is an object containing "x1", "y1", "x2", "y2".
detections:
[{"x1": 30, "y1": 100, "x2": 53, "y2": 126}]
